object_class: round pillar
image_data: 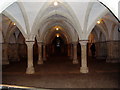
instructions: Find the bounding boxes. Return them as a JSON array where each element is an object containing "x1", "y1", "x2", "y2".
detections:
[
  {"x1": 79, "y1": 41, "x2": 89, "y2": 73},
  {"x1": 26, "y1": 41, "x2": 35, "y2": 74},
  {"x1": 43, "y1": 44, "x2": 47, "y2": 61},
  {"x1": 38, "y1": 42, "x2": 43, "y2": 64},
  {"x1": 70, "y1": 44, "x2": 73, "y2": 60},
  {"x1": 72, "y1": 42, "x2": 78, "y2": 64},
  {"x1": 67, "y1": 44, "x2": 71, "y2": 57}
]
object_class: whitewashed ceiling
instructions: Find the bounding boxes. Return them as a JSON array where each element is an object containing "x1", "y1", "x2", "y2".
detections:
[{"x1": 0, "y1": 0, "x2": 119, "y2": 42}]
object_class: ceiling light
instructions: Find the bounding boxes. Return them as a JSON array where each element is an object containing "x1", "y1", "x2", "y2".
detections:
[
  {"x1": 56, "y1": 34, "x2": 59, "y2": 37},
  {"x1": 56, "y1": 27, "x2": 59, "y2": 31},
  {"x1": 97, "y1": 20, "x2": 101, "y2": 24},
  {"x1": 54, "y1": 1, "x2": 58, "y2": 6}
]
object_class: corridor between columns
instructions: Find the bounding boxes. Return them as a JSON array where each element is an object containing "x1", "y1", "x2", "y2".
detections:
[
  {"x1": 1, "y1": 0, "x2": 120, "y2": 88},
  {"x1": 33, "y1": 33, "x2": 82, "y2": 74},
  {"x1": 2, "y1": 16, "x2": 120, "y2": 88}
]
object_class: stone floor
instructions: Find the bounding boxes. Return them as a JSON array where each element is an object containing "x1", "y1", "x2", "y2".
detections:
[{"x1": 2, "y1": 54, "x2": 120, "y2": 89}]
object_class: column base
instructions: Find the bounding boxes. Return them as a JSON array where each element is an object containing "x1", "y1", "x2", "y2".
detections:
[
  {"x1": 73, "y1": 59, "x2": 79, "y2": 64},
  {"x1": 38, "y1": 60, "x2": 43, "y2": 64},
  {"x1": 2, "y1": 60, "x2": 9, "y2": 65},
  {"x1": 80, "y1": 67, "x2": 89, "y2": 73},
  {"x1": 26, "y1": 67, "x2": 35, "y2": 74}
]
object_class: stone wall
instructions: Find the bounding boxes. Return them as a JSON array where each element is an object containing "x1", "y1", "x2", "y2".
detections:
[
  {"x1": 106, "y1": 41, "x2": 120, "y2": 63},
  {"x1": 2, "y1": 41, "x2": 120, "y2": 64},
  {"x1": 88, "y1": 42, "x2": 107, "y2": 59},
  {"x1": 18, "y1": 44, "x2": 27, "y2": 60},
  {"x1": 2, "y1": 43, "x2": 27, "y2": 63},
  {"x1": 95, "y1": 42, "x2": 107, "y2": 59},
  {"x1": 93, "y1": 41, "x2": 120, "y2": 63}
]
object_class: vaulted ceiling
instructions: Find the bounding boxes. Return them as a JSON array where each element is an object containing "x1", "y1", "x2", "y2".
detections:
[{"x1": 0, "y1": 0, "x2": 119, "y2": 44}]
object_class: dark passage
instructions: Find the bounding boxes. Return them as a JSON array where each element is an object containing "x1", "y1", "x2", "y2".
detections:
[{"x1": 52, "y1": 36, "x2": 65, "y2": 55}]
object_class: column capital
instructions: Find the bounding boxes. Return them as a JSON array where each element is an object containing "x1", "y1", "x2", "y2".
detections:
[
  {"x1": 72, "y1": 42, "x2": 78, "y2": 45},
  {"x1": 25, "y1": 41, "x2": 34, "y2": 47},
  {"x1": 79, "y1": 40, "x2": 88, "y2": 45},
  {"x1": 38, "y1": 42, "x2": 43, "y2": 46},
  {"x1": 37, "y1": 41, "x2": 43, "y2": 44}
]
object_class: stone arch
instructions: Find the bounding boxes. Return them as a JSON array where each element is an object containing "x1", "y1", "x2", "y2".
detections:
[
  {"x1": 16, "y1": 31, "x2": 25, "y2": 44},
  {"x1": 44, "y1": 29, "x2": 71, "y2": 45},
  {"x1": 2, "y1": 12, "x2": 27, "y2": 39},
  {"x1": 112, "y1": 25, "x2": 119, "y2": 40},
  {"x1": 1, "y1": 14, "x2": 26, "y2": 43},
  {"x1": 32, "y1": 0, "x2": 82, "y2": 40},
  {"x1": 88, "y1": 25, "x2": 108, "y2": 41},
  {"x1": 37, "y1": 15, "x2": 78, "y2": 43},
  {"x1": 99, "y1": 31, "x2": 106, "y2": 41},
  {"x1": 17, "y1": 2, "x2": 30, "y2": 34},
  {"x1": 86, "y1": 9, "x2": 108, "y2": 38},
  {"x1": 0, "y1": 0, "x2": 119, "y2": 21},
  {"x1": 88, "y1": 29, "x2": 99, "y2": 43},
  {"x1": 0, "y1": 30, "x2": 4, "y2": 43}
]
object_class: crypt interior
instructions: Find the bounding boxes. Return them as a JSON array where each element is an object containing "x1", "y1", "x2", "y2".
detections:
[{"x1": 1, "y1": 0, "x2": 120, "y2": 89}]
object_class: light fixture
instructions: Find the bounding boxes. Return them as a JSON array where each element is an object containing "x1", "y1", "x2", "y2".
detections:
[
  {"x1": 56, "y1": 27, "x2": 59, "y2": 31},
  {"x1": 56, "y1": 34, "x2": 59, "y2": 37},
  {"x1": 13, "y1": 23, "x2": 16, "y2": 25},
  {"x1": 97, "y1": 20, "x2": 101, "y2": 24},
  {"x1": 54, "y1": 1, "x2": 58, "y2": 6}
]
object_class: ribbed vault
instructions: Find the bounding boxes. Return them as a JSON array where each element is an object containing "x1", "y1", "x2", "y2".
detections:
[
  {"x1": 1, "y1": 0, "x2": 113, "y2": 41},
  {"x1": 43, "y1": 26, "x2": 71, "y2": 44},
  {"x1": 36, "y1": 14, "x2": 78, "y2": 43}
]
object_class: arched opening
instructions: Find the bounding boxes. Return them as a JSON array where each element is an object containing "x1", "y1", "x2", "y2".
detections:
[
  {"x1": 51, "y1": 34, "x2": 66, "y2": 56},
  {"x1": 87, "y1": 12, "x2": 120, "y2": 74},
  {"x1": 88, "y1": 26, "x2": 107, "y2": 60},
  {"x1": 2, "y1": 14, "x2": 28, "y2": 73},
  {"x1": 8, "y1": 28, "x2": 26, "y2": 63},
  {"x1": 1, "y1": 0, "x2": 120, "y2": 88}
]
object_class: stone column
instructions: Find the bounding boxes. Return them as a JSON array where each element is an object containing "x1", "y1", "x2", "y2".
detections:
[
  {"x1": 43, "y1": 44, "x2": 47, "y2": 61},
  {"x1": 2, "y1": 43, "x2": 9, "y2": 65},
  {"x1": 26, "y1": 41, "x2": 35, "y2": 74},
  {"x1": 46, "y1": 45, "x2": 49, "y2": 58},
  {"x1": 67, "y1": 44, "x2": 71, "y2": 57},
  {"x1": 79, "y1": 41, "x2": 89, "y2": 73},
  {"x1": 72, "y1": 42, "x2": 78, "y2": 64},
  {"x1": 70, "y1": 44, "x2": 73, "y2": 59},
  {"x1": 15, "y1": 44, "x2": 20, "y2": 61},
  {"x1": 38, "y1": 42, "x2": 43, "y2": 64}
]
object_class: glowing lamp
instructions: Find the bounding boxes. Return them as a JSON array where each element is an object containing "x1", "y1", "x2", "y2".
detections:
[
  {"x1": 56, "y1": 34, "x2": 59, "y2": 37},
  {"x1": 97, "y1": 20, "x2": 101, "y2": 24},
  {"x1": 56, "y1": 28, "x2": 59, "y2": 31},
  {"x1": 54, "y1": 1, "x2": 58, "y2": 6}
]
